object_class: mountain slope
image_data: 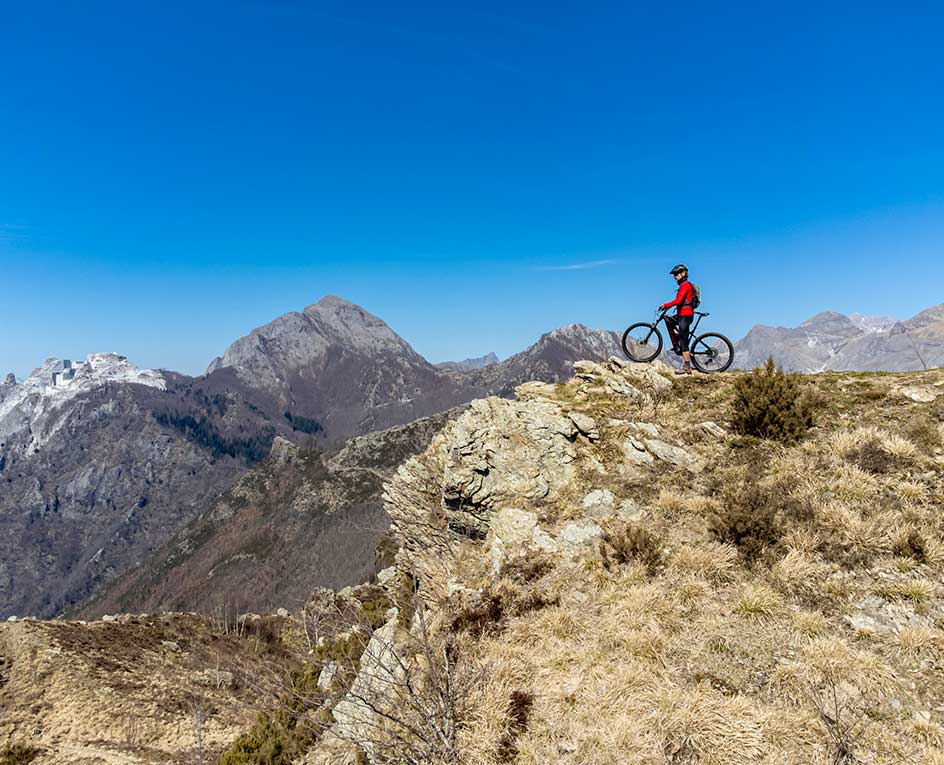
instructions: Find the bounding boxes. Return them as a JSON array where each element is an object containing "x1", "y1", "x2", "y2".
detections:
[
  {"x1": 435, "y1": 352, "x2": 500, "y2": 372},
  {"x1": 735, "y1": 303, "x2": 944, "y2": 372},
  {"x1": 6, "y1": 362, "x2": 944, "y2": 764},
  {"x1": 0, "y1": 298, "x2": 658, "y2": 620},
  {"x1": 203, "y1": 296, "x2": 625, "y2": 443},
  {"x1": 80, "y1": 411, "x2": 455, "y2": 617},
  {"x1": 0, "y1": 357, "x2": 278, "y2": 619}
]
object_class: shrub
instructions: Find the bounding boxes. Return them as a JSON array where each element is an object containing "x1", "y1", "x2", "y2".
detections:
[
  {"x1": 893, "y1": 530, "x2": 928, "y2": 564},
  {"x1": 497, "y1": 690, "x2": 534, "y2": 763},
  {"x1": 730, "y1": 358, "x2": 814, "y2": 444},
  {"x1": 905, "y1": 415, "x2": 942, "y2": 453},
  {"x1": 0, "y1": 746, "x2": 42, "y2": 765},
  {"x1": 449, "y1": 579, "x2": 557, "y2": 638},
  {"x1": 219, "y1": 665, "x2": 328, "y2": 765},
  {"x1": 709, "y1": 481, "x2": 801, "y2": 565},
  {"x1": 847, "y1": 439, "x2": 899, "y2": 474},
  {"x1": 600, "y1": 522, "x2": 663, "y2": 574}
]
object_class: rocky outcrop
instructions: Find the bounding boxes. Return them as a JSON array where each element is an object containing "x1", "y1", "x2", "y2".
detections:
[{"x1": 384, "y1": 357, "x2": 688, "y2": 590}]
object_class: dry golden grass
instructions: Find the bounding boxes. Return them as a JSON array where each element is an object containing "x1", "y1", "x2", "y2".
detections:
[
  {"x1": 399, "y1": 368, "x2": 944, "y2": 764},
  {"x1": 877, "y1": 579, "x2": 938, "y2": 605},
  {"x1": 734, "y1": 584, "x2": 785, "y2": 619}
]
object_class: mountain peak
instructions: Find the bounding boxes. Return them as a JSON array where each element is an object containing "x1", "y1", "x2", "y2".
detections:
[{"x1": 304, "y1": 294, "x2": 358, "y2": 312}]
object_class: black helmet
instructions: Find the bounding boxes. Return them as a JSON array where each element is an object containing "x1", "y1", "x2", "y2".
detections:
[{"x1": 669, "y1": 264, "x2": 688, "y2": 275}]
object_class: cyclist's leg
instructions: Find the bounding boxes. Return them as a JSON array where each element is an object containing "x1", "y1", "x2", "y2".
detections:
[
  {"x1": 678, "y1": 315, "x2": 693, "y2": 368},
  {"x1": 665, "y1": 315, "x2": 680, "y2": 351}
]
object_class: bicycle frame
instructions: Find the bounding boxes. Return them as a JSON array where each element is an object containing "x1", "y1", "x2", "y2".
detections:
[{"x1": 653, "y1": 309, "x2": 704, "y2": 346}]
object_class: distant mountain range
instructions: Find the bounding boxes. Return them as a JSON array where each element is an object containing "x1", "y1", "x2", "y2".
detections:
[
  {"x1": 735, "y1": 303, "x2": 944, "y2": 372},
  {"x1": 435, "y1": 352, "x2": 500, "y2": 372},
  {"x1": 0, "y1": 297, "x2": 621, "y2": 619}
]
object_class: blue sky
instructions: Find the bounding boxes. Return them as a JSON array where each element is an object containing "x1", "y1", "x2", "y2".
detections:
[{"x1": 2, "y1": 1, "x2": 942, "y2": 378}]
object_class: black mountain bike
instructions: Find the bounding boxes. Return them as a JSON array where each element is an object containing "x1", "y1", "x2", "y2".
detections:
[{"x1": 621, "y1": 309, "x2": 734, "y2": 373}]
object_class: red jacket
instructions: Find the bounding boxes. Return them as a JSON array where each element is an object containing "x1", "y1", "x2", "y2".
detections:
[{"x1": 662, "y1": 280, "x2": 695, "y2": 317}]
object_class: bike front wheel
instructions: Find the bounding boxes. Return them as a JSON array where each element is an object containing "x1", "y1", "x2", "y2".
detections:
[
  {"x1": 622, "y1": 323, "x2": 663, "y2": 363},
  {"x1": 690, "y1": 332, "x2": 735, "y2": 373}
]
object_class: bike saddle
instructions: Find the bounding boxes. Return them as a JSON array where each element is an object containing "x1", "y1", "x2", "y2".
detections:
[{"x1": 696, "y1": 311, "x2": 709, "y2": 316}]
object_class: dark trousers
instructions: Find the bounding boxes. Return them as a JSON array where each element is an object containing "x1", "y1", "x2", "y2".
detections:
[{"x1": 666, "y1": 314, "x2": 693, "y2": 352}]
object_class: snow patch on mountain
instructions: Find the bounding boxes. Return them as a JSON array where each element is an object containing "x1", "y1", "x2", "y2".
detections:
[
  {"x1": 848, "y1": 313, "x2": 898, "y2": 334},
  {"x1": 0, "y1": 353, "x2": 165, "y2": 445}
]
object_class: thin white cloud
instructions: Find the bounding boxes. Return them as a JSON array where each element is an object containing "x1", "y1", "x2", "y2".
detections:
[{"x1": 537, "y1": 259, "x2": 622, "y2": 272}]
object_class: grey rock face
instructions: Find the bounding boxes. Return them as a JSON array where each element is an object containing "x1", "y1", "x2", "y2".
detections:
[
  {"x1": 0, "y1": 382, "x2": 264, "y2": 620},
  {"x1": 734, "y1": 303, "x2": 944, "y2": 372},
  {"x1": 205, "y1": 297, "x2": 628, "y2": 445}
]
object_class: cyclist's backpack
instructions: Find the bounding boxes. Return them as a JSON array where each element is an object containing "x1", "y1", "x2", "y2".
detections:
[{"x1": 687, "y1": 283, "x2": 701, "y2": 309}]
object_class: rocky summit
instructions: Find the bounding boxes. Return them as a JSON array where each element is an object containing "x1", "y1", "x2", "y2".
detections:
[{"x1": 4, "y1": 358, "x2": 942, "y2": 764}]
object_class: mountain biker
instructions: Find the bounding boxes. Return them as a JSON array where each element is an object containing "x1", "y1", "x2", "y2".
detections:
[{"x1": 659, "y1": 264, "x2": 695, "y2": 375}]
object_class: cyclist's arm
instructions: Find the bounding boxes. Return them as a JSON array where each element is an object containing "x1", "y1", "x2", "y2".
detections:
[{"x1": 660, "y1": 284, "x2": 687, "y2": 310}]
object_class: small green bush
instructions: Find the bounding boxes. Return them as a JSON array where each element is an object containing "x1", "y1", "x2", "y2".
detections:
[{"x1": 730, "y1": 358, "x2": 814, "y2": 444}]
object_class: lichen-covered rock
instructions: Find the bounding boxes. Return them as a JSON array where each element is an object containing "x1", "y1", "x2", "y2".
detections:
[
  {"x1": 331, "y1": 610, "x2": 403, "y2": 758},
  {"x1": 622, "y1": 437, "x2": 656, "y2": 466},
  {"x1": 558, "y1": 520, "x2": 604, "y2": 547},
  {"x1": 898, "y1": 385, "x2": 938, "y2": 403},
  {"x1": 606, "y1": 356, "x2": 674, "y2": 395},
  {"x1": 698, "y1": 421, "x2": 727, "y2": 438},
  {"x1": 582, "y1": 489, "x2": 617, "y2": 518},
  {"x1": 645, "y1": 439, "x2": 696, "y2": 467},
  {"x1": 386, "y1": 395, "x2": 580, "y2": 550},
  {"x1": 569, "y1": 412, "x2": 599, "y2": 441},
  {"x1": 488, "y1": 507, "x2": 557, "y2": 573}
]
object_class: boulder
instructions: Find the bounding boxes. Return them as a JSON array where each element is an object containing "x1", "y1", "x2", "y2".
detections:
[
  {"x1": 608, "y1": 357, "x2": 673, "y2": 395},
  {"x1": 559, "y1": 520, "x2": 604, "y2": 547},
  {"x1": 698, "y1": 421, "x2": 727, "y2": 438},
  {"x1": 386, "y1": 396, "x2": 580, "y2": 545},
  {"x1": 331, "y1": 610, "x2": 403, "y2": 759},
  {"x1": 645, "y1": 439, "x2": 696, "y2": 467},
  {"x1": 844, "y1": 595, "x2": 932, "y2": 637},
  {"x1": 898, "y1": 385, "x2": 938, "y2": 404},
  {"x1": 488, "y1": 507, "x2": 557, "y2": 574},
  {"x1": 622, "y1": 437, "x2": 655, "y2": 466},
  {"x1": 628, "y1": 422, "x2": 661, "y2": 439},
  {"x1": 582, "y1": 489, "x2": 617, "y2": 519},
  {"x1": 515, "y1": 381, "x2": 559, "y2": 401},
  {"x1": 617, "y1": 498, "x2": 644, "y2": 521}
]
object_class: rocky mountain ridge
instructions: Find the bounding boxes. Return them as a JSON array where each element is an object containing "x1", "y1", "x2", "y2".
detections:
[
  {"x1": 435, "y1": 352, "x2": 500, "y2": 372},
  {"x1": 735, "y1": 302, "x2": 944, "y2": 372},
  {"x1": 1, "y1": 298, "x2": 630, "y2": 620}
]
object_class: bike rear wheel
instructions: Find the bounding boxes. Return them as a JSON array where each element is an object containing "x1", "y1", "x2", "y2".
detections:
[
  {"x1": 622, "y1": 323, "x2": 663, "y2": 363},
  {"x1": 690, "y1": 332, "x2": 734, "y2": 373}
]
